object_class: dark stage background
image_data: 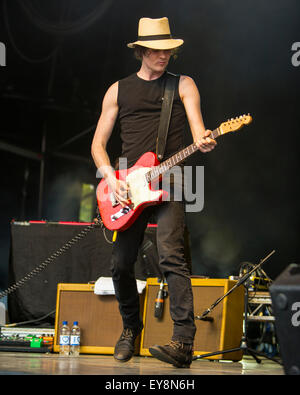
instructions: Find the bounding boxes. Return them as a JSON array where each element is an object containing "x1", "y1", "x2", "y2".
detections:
[{"x1": 0, "y1": 0, "x2": 299, "y2": 297}]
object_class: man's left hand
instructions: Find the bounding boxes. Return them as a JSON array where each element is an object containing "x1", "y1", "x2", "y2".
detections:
[{"x1": 195, "y1": 130, "x2": 217, "y2": 153}]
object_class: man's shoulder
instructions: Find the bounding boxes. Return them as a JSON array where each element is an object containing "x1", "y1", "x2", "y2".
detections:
[
  {"x1": 166, "y1": 72, "x2": 194, "y2": 85},
  {"x1": 118, "y1": 73, "x2": 137, "y2": 84},
  {"x1": 178, "y1": 75, "x2": 197, "y2": 88},
  {"x1": 178, "y1": 74, "x2": 193, "y2": 82},
  {"x1": 178, "y1": 75, "x2": 199, "y2": 101}
]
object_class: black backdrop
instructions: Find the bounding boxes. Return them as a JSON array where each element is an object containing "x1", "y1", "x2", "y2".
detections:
[{"x1": 1, "y1": 1, "x2": 299, "y2": 297}]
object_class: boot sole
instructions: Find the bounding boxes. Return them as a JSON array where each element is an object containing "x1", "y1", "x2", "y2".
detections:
[
  {"x1": 149, "y1": 345, "x2": 191, "y2": 368},
  {"x1": 114, "y1": 354, "x2": 133, "y2": 363}
]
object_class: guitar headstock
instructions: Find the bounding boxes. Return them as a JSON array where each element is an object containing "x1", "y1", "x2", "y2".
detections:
[{"x1": 219, "y1": 114, "x2": 252, "y2": 135}]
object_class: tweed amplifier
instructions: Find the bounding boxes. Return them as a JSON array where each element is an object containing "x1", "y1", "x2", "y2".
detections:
[
  {"x1": 140, "y1": 277, "x2": 244, "y2": 361},
  {"x1": 53, "y1": 283, "x2": 144, "y2": 354}
]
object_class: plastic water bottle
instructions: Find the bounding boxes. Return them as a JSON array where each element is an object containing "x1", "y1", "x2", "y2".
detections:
[
  {"x1": 70, "y1": 321, "x2": 80, "y2": 357},
  {"x1": 59, "y1": 321, "x2": 70, "y2": 356}
]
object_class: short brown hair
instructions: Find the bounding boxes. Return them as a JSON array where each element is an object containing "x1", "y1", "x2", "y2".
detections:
[{"x1": 133, "y1": 45, "x2": 148, "y2": 61}]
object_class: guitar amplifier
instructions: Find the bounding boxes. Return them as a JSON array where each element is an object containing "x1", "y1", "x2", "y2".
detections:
[
  {"x1": 53, "y1": 283, "x2": 144, "y2": 354},
  {"x1": 140, "y1": 278, "x2": 244, "y2": 361}
]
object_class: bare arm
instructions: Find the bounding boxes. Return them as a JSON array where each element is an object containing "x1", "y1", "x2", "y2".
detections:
[
  {"x1": 179, "y1": 75, "x2": 216, "y2": 152},
  {"x1": 91, "y1": 82, "x2": 129, "y2": 206},
  {"x1": 91, "y1": 82, "x2": 118, "y2": 176}
]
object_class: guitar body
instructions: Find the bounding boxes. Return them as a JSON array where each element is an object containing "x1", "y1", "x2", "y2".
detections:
[{"x1": 96, "y1": 152, "x2": 168, "y2": 231}]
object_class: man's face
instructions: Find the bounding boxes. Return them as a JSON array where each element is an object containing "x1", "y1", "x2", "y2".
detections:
[{"x1": 142, "y1": 48, "x2": 172, "y2": 73}]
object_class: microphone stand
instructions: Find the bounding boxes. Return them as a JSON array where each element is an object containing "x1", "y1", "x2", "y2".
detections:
[{"x1": 193, "y1": 250, "x2": 282, "y2": 364}]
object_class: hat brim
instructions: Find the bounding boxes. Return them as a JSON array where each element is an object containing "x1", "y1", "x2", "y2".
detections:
[{"x1": 127, "y1": 39, "x2": 183, "y2": 50}]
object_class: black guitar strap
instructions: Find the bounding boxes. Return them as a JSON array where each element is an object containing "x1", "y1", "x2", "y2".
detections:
[{"x1": 156, "y1": 72, "x2": 179, "y2": 161}]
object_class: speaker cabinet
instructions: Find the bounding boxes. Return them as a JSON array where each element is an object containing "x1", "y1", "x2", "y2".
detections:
[
  {"x1": 53, "y1": 283, "x2": 144, "y2": 354},
  {"x1": 140, "y1": 278, "x2": 244, "y2": 361},
  {"x1": 8, "y1": 221, "x2": 157, "y2": 326},
  {"x1": 8, "y1": 221, "x2": 113, "y2": 326},
  {"x1": 270, "y1": 264, "x2": 300, "y2": 375}
]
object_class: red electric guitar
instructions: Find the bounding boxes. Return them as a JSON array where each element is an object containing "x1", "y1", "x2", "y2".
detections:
[{"x1": 97, "y1": 114, "x2": 252, "y2": 231}]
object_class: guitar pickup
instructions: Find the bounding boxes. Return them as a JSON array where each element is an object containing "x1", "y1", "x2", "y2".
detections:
[{"x1": 111, "y1": 206, "x2": 131, "y2": 222}]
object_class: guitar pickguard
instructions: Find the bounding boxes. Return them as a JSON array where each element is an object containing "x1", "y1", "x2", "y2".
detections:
[{"x1": 126, "y1": 167, "x2": 161, "y2": 208}]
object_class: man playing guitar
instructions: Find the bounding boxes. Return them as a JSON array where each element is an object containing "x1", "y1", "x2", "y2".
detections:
[{"x1": 91, "y1": 17, "x2": 216, "y2": 368}]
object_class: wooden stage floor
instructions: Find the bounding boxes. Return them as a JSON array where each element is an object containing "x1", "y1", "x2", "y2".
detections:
[{"x1": 0, "y1": 351, "x2": 283, "y2": 376}]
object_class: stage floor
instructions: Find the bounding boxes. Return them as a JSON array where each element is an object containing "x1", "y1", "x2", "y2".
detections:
[{"x1": 0, "y1": 352, "x2": 283, "y2": 376}]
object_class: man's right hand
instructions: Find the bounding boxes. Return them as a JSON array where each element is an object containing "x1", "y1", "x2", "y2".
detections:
[{"x1": 107, "y1": 176, "x2": 130, "y2": 207}]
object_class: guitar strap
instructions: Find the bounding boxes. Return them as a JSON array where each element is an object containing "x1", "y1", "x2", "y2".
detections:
[{"x1": 156, "y1": 72, "x2": 179, "y2": 161}]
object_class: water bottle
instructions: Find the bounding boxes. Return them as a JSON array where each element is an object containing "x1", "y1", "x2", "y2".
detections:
[
  {"x1": 59, "y1": 321, "x2": 70, "y2": 356},
  {"x1": 70, "y1": 321, "x2": 80, "y2": 356}
]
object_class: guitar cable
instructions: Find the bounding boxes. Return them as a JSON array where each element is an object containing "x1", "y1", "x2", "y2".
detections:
[{"x1": 0, "y1": 210, "x2": 111, "y2": 300}]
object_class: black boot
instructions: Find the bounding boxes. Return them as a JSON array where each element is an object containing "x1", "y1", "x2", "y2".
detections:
[
  {"x1": 114, "y1": 327, "x2": 141, "y2": 362},
  {"x1": 149, "y1": 340, "x2": 193, "y2": 368}
]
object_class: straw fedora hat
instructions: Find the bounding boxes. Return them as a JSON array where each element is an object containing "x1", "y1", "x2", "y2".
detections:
[{"x1": 127, "y1": 17, "x2": 183, "y2": 50}]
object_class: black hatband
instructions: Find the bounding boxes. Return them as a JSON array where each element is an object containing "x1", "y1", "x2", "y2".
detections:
[{"x1": 138, "y1": 34, "x2": 172, "y2": 41}]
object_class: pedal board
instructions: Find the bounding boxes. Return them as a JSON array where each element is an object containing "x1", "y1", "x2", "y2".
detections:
[{"x1": 0, "y1": 327, "x2": 54, "y2": 353}]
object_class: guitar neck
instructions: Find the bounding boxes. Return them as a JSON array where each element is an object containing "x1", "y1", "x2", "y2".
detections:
[{"x1": 146, "y1": 127, "x2": 221, "y2": 183}]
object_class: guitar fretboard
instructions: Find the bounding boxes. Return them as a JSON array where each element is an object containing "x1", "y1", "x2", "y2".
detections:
[{"x1": 145, "y1": 127, "x2": 221, "y2": 183}]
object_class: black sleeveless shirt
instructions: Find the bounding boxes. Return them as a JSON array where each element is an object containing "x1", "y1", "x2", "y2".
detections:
[{"x1": 117, "y1": 71, "x2": 186, "y2": 168}]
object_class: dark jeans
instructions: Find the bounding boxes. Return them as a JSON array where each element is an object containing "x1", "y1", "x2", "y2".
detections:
[{"x1": 111, "y1": 200, "x2": 196, "y2": 345}]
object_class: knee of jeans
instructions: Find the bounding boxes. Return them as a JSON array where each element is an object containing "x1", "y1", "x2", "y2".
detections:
[
  {"x1": 111, "y1": 254, "x2": 135, "y2": 280},
  {"x1": 159, "y1": 250, "x2": 190, "y2": 277}
]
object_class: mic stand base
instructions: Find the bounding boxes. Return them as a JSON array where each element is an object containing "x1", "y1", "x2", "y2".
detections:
[
  {"x1": 193, "y1": 335, "x2": 280, "y2": 364},
  {"x1": 193, "y1": 285, "x2": 281, "y2": 365}
]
